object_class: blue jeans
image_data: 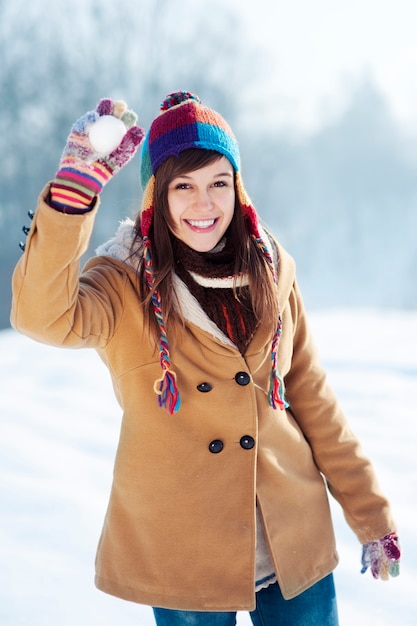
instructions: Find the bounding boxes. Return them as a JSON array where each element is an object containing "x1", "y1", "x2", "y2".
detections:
[{"x1": 152, "y1": 574, "x2": 339, "y2": 625}]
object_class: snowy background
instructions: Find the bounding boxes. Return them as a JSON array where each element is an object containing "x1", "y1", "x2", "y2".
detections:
[
  {"x1": 1, "y1": 309, "x2": 416, "y2": 625},
  {"x1": 3, "y1": 0, "x2": 417, "y2": 328},
  {"x1": 2, "y1": 1, "x2": 417, "y2": 624}
]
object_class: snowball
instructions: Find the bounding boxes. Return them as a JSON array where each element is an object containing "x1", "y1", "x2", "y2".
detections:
[{"x1": 88, "y1": 115, "x2": 127, "y2": 155}]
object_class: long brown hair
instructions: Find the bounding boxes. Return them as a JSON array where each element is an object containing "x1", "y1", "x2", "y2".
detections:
[{"x1": 132, "y1": 149, "x2": 279, "y2": 342}]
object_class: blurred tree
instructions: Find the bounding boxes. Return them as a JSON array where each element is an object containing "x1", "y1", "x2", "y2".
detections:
[
  {"x1": 242, "y1": 79, "x2": 417, "y2": 309},
  {"x1": 2, "y1": 0, "x2": 417, "y2": 329},
  {"x1": 1, "y1": 0, "x2": 262, "y2": 328}
]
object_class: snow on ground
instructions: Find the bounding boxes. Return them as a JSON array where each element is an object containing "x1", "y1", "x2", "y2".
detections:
[{"x1": 1, "y1": 309, "x2": 416, "y2": 625}]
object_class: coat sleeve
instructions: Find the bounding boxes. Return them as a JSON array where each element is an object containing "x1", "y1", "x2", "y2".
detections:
[
  {"x1": 10, "y1": 184, "x2": 128, "y2": 349},
  {"x1": 283, "y1": 279, "x2": 396, "y2": 544}
]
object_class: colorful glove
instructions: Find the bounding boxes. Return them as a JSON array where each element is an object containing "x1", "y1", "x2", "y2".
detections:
[
  {"x1": 361, "y1": 532, "x2": 401, "y2": 580},
  {"x1": 50, "y1": 98, "x2": 145, "y2": 213}
]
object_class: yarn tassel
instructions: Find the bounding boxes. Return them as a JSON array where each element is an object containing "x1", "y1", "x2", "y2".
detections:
[
  {"x1": 154, "y1": 370, "x2": 181, "y2": 414},
  {"x1": 268, "y1": 368, "x2": 287, "y2": 411},
  {"x1": 268, "y1": 317, "x2": 288, "y2": 410},
  {"x1": 143, "y1": 234, "x2": 181, "y2": 414}
]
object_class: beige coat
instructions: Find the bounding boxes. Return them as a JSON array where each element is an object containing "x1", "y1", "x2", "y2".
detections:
[{"x1": 11, "y1": 185, "x2": 395, "y2": 611}]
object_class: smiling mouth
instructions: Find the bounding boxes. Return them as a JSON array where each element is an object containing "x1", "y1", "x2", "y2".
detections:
[{"x1": 186, "y1": 219, "x2": 216, "y2": 229}]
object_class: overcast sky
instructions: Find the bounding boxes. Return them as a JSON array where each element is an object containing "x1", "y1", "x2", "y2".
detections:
[{"x1": 227, "y1": 0, "x2": 417, "y2": 133}]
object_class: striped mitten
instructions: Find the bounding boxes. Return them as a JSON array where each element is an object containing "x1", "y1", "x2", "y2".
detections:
[
  {"x1": 361, "y1": 531, "x2": 401, "y2": 580},
  {"x1": 50, "y1": 98, "x2": 144, "y2": 213}
]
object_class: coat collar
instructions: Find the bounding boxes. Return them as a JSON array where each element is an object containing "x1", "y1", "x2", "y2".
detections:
[
  {"x1": 95, "y1": 220, "x2": 235, "y2": 347},
  {"x1": 95, "y1": 219, "x2": 278, "y2": 351}
]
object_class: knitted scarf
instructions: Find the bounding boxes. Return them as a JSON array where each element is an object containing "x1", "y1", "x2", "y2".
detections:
[{"x1": 172, "y1": 237, "x2": 258, "y2": 355}]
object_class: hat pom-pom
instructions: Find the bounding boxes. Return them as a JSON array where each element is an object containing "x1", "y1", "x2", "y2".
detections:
[{"x1": 160, "y1": 91, "x2": 202, "y2": 111}]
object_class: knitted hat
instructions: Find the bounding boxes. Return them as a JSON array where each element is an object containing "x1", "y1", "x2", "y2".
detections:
[{"x1": 139, "y1": 91, "x2": 286, "y2": 413}]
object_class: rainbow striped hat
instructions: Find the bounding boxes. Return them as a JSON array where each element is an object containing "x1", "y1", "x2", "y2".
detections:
[
  {"x1": 139, "y1": 91, "x2": 286, "y2": 414},
  {"x1": 141, "y1": 92, "x2": 239, "y2": 188}
]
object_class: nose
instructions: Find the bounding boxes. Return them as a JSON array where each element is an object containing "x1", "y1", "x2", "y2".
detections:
[{"x1": 193, "y1": 188, "x2": 213, "y2": 212}]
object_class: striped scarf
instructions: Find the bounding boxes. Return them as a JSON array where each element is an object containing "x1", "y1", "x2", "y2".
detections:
[{"x1": 172, "y1": 237, "x2": 258, "y2": 355}]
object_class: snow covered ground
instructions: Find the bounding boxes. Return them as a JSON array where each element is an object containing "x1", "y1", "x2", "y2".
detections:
[{"x1": 1, "y1": 309, "x2": 416, "y2": 625}]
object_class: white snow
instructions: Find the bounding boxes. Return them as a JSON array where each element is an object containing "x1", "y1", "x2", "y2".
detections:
[
  {"x1": 1, "y1": 309, "x2": 416, "y2": 625},
  {"x1": 88, "y1": 115, "x2": 127, "y2": 156}
]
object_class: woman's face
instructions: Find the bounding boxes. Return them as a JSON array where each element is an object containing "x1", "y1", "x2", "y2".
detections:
[{"x1": 167, "y1": 156, "x2": 235, "y2": 252}]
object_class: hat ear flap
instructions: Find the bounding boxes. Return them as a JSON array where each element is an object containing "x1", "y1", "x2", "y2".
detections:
[
  {"x1": 235, "y1": 172, "x2": 261, "y2": 240},
  {"x1": 140, "y1": 175, "x2": 155, "y2": 238}
]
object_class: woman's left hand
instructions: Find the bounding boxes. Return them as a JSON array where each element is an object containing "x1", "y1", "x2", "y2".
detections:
[{"x1": 361, "y1": 532, "x2": 401, "y2": 580}]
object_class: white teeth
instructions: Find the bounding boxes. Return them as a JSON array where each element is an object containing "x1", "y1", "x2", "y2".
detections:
[{"x1": 187, "y1": 219, "x2": 215, "y2": 228}]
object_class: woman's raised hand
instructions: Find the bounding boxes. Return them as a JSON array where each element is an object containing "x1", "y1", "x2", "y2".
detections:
[{"x1": 50, "y1": 98, "x2": 145, "y2": 213}]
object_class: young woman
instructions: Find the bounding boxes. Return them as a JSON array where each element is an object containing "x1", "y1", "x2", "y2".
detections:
[{"x1": 11, "y1": 92, "x2": 400, "y2": 625}]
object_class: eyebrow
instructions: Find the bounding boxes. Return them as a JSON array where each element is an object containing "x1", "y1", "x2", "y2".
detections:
[{"x1": 174, "y1": 171, "x2": 233, "y2": 179}]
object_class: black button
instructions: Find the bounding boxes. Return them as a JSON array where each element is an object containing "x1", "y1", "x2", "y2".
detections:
[
  {"x1": 235, "y1": 371, "x2": 250, "y2": 386},
  {"x1": 197, "y1": 382, "x2": 212, "y2": 393},
  {"x1": 209, "y1": 439, "x2": 224, "y2": 454},
  {"x1": 240, "y1": 435, "x2": 255, "y2": 450}
]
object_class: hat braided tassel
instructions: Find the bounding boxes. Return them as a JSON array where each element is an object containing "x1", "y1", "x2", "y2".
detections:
[
  {"x1": 143, "y1": 236, "x2": 181, "y2": 414},
  {"x1": 252, "y1": 233, "x2": 287, "y2": 411},
  {"x1": 268, "y1": 316, "x2": 287, "y2": 410}
]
